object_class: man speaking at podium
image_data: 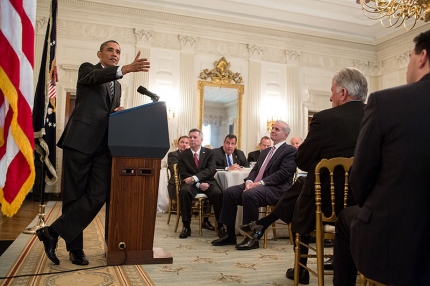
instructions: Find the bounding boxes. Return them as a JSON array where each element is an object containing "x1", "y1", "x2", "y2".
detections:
[{"x1": 36, "y1": 40, "x2": 150, "y2": 266}]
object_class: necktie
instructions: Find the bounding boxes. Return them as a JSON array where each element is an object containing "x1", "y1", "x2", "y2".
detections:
[
  {"x1": 109, "y1": 81, "x2": 114, "y2": 96},
  {"x1": 194, "y1": 152, "x2": 199, "y2": 168},
  {"x1": 254, "y1": 146, "x2": 276, "y2": 183},
  {"x1": 227, "y1": 155, "x2": 232, "y2": 167}
]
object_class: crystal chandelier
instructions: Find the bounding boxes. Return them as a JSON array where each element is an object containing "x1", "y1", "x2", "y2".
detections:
[{"x1": 356, "y1": 0, "x2": 430, "y2": 30}]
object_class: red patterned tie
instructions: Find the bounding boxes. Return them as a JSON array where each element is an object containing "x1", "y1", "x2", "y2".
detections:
[
  {"x1": 194, "y1": 152, "x2": 199, "y2": 168},
  {"x1": 254, "y1": 146, "x2": 276, "y2": 183}
]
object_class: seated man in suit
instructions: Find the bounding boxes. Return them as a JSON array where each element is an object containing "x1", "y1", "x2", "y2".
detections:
[
  {"x1": 239, "y1": 67, "x2": 368, "y2": 284},
  {"x1": 167, "y1": 135, "x2": 189, "y2": 201},
  {"x1": 177, "y1": 128, "x2": 223, "y2": 238},
  {"x1": 333, "y1": 30, "x2": 430, "y2": 286},
  {"x1": 289, "y1": 136, "x2": 302, "y2": 150},
  {"x1": 213, "y1": 134, "x2": 247, "y2": 171},
  {"x1": 247, "y1": 136, "x2": 271, "y2": 163},
  {"x1": 212, "y1": 120, "x2": 297, "y2": 250}
]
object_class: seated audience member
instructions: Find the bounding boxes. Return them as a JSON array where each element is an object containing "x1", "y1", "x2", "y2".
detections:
[
  {"x1": 239, "y1": 67, "x2": 367, "y2": 284},
  {"x1": 177, "y1": 128, "x2": 223, "y2": 238},
  {"x1": 213, "y1": 134, "x2": 247, "y2": 170},
  {"x1": 211, "y1": 120, "x2": 297, "y2": 250},
  {"x1": 247, "y1": 136, "x2": 271, "y2": 163},
  {"x1": 167, "y1": 136, "x2": 189, "y2": 200},
  {"x1": 289, "y1": 136, "x2": 303, "y2": 150},
  {"x1": 333, "y1": 30, "x2": 430, "y2": 286}
]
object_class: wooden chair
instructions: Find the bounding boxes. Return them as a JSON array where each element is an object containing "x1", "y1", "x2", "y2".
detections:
[
  {"x1": 172, "y1": 163, "x2": 217, "y2": 236},
  {"x1": 359, "y1": 274, "x2": 387, "y2": 286},
  {"x1": 294, "y1": 157, "x2": 353, "y2": 286},
  {"x1": 166, "y1": 166, "x2": 178, "y2": 225}
]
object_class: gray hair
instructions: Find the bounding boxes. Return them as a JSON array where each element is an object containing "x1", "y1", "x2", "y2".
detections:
[
  {"x1": 332, "y1": 67, "x2": 368, "y2": 102},
  {"x1": 189, "y1": 128, "x2": 203, "y2": 138},
  {"x1": 276, "y1": 120, "x2": 291, "y2": 135}
]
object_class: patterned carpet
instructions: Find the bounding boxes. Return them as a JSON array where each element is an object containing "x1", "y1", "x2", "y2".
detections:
[{"x1": 0, "y1": 201, "x2": 354, "y2": 286}]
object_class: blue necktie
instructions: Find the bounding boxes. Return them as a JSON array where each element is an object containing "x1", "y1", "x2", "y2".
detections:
[{"x1": 227, "y1": 155, "x2": 232, "y2": 167}]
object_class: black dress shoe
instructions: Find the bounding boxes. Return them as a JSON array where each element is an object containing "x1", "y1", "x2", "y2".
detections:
[
  {"x1": 286, "y1": 268, "x2": 309, "y2": 285},
  {"x1": 239, "y1": 221, "x2": 264, "y2": 239},
  {"x1": 179, "y1": 227, "x2": 191, "y2": 238},
  {"x1": 323, "y1": 257, "x2": 333, "y2": 270},
  {"x1": 36, "y1": 226, "x2": 59, "y2": 265},
  {"x1": 69, "y1": 249, "x2": 89, "y2": 265},
  {"x1": 217, "y1": 227, "x2": 227, "y2": 238},
  {"x1": 235, "y1": 237, "x2": 259, "y2": 250},
  {"x1": 324, "y1": 239, "x2": 334, "y2": 248},
  {"x1": 211, "y1": 234, "x2": 237, "y2": 246},
  {"x1": 202, "y1": 221, "x2": 215, "y2": 231}
]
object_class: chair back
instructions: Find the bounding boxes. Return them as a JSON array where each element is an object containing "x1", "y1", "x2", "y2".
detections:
[
  {"x1": 173, "y1": 163, "x2": 181, "y2": 198},
  {"x1": 314, "y1": 157, "x2": 353, "y2": 226}
]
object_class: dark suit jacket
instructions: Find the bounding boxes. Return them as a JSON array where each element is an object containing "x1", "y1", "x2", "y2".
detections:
[
  {"x1": 178, "y1": 147, "x2": 217, "y2": 186},
  {"x1": 167, "y1": 150, "x2": 180, "y2": 199},
  {"x1": 291, "y1": 101, "x2": 365, "y2": 235},
  {"x1": 245, "y1": 142, "x2": 297, "y2": 204},
  {"x1": 349, "y1": 74, "x2": 430, "y2": 285},
  {"x1": 247, "y1": 150, "x2": 260, "y2": 162},
  {"x1": 213, "y1": 146, "x2": 247, "y2": 169},
  {"x1": 58, "y1": 62, "x2": 121, "y2": 154}
]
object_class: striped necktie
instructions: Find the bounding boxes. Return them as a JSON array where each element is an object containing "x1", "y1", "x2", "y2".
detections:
[
  {"x1": 227, "y1": 155, "x2": 232, "y2": 167},
  {"x1": 254, "y1": 146, "x2": 276, "y2": 183},
  {"x1": 109, "y1": 81, "x2": 114, "y2": 96}
]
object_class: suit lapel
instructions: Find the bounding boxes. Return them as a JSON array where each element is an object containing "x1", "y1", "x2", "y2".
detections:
[{"x1": 264, "y1": 143, "x2": 285, "y2": 169}]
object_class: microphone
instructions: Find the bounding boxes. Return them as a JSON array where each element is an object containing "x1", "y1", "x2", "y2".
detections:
[{"x1": 137, "y1": 86, "x2": 160, "y2": 102}]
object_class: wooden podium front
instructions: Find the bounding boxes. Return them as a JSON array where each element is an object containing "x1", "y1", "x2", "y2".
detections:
[{"x1": 106, "y1": 157, "x2": 173, "y2": 265}]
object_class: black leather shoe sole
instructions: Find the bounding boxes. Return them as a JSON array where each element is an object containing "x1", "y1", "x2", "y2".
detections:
[{"x1": 36, "y1": 227, "x2": 59, "y2": 265}]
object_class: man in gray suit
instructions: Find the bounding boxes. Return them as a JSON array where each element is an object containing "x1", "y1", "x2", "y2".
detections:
[
  {"x1": 36, "y1": 40, "x2": 150, "y2": 265},
  {"x1": 167, "y1": 135, "x2": 189, "y2": 200},
  {"x1": 334, "y1": 29, "x2": 430, "y2": 286},
  {"x1": 212, "y1": 120, "x2": 297, "y2": 250}
]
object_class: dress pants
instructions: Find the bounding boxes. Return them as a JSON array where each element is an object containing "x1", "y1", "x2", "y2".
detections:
[
  {"x1": 51, "y1": 145, "x2": 111, "y2": 251},
  {"x1": 179, "y1": 183, "x2": 222, "y2": 223},
  {"x1": 333, "y1": 206, "x2": 360, "y2": 286},
  {"x1": 219, "y1": 183, "x2": 281, "y2": 227},
  {"x1": 271, "y1": 176, "x2": 304, "y2": 224}
]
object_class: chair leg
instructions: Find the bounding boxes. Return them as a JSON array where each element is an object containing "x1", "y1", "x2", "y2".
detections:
[
  {"x1": 174, "y1": 200, "x2": 181, "y2": 233},
  {"x1": 288, "y1": 223, "x2": 294, "y2": 245},
  {"x1": 199, "y1": 198, "x2": 204, "y2": 236},
  {"x1": 294, "y1": 233, "x2": 301, "y2": 286},
  {"x1": 167, "y1": 198, "x2": 172, "y2": 225}
]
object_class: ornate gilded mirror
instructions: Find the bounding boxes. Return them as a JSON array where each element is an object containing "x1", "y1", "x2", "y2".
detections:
[{"x1": 198, "y1": 57, "x2": 244, "y2": 149}]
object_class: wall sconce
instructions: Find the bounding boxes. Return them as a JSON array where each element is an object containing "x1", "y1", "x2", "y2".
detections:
[
  {"x1": 167, "y1": 107, "x2": 175, "y2": 120},
  {"x1": 267, "y1": 116, "x2": 276, "y2": 132}
]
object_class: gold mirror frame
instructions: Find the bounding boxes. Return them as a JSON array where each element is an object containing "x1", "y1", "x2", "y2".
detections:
[{"x1": 198, "y1": 81, "x2": 244, "y2": 149}]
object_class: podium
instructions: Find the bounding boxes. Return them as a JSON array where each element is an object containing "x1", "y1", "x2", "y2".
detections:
[{"x1": 106, "y1": 102, "x2": 173, "y2": 265}]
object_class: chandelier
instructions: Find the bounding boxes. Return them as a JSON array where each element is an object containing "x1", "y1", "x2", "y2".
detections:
[{"x1": 356, "y1": 0, "x2": 430, "y2": 30}]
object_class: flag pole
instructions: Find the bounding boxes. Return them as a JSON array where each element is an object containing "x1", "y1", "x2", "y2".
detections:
[{"x1": 23, "y1": 151, "x2": 47, "y2": 234}]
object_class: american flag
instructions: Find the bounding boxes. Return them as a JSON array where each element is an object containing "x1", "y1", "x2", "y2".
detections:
[{"x1": 0, "y1": 0, "x2": 36, "y2": 217}]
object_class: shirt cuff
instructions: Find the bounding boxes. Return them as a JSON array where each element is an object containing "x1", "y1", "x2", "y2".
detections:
[
  {"x1": 195, "y1": 182, "x2": 200, "y2": 188},
  {"x1": 245, "y1": 180, "x2": 253, "y2": 184},
  {"x1": 116, "y1": 65, "x2": 123, "y2": 78},
  {"x1": 193, "y1": 175, "x2": 199, "y2": 182},
  {"x1": 259, "y1": 180, "x2": 265, "y2": 186}
]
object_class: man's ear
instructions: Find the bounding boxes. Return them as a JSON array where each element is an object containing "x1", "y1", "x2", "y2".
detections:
[
  {"x1": 97, "y1": 51, "x2": 101, "y2": 59},
  {"x1": 418, "y1": 49, "x2": 429, "y2": 68}
]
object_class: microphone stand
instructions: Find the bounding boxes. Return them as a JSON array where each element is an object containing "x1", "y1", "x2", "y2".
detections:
[{"x1": 23, "y1": 152, "x2": 47, "y2": 234}]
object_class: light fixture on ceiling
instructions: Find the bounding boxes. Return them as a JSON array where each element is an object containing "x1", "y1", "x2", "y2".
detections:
[{"x1": 356, "y1": 0, "x2": 430, "y2": 30}]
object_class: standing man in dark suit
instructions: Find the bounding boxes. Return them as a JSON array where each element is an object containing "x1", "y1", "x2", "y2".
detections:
[
  {"x1": 213, "y1": 134, "x2": 247, "y2": 170},
  {"x1": 167, "y1": 135, "x2": 189, "y2": 200},
  {"x1": 212, "y1": 120, "x2": 297, "y2": 250},
  {"x1": 36, "y1": 40, "x2": 150, "y2": 265},
  {"x1": 333, "y1": 30, "x2": 430, "y2": 286},
  {"x1": 239, "y1": 67, "x2": 367, "y2": 284},
  {"x1": 247, "y1": 136, "x2": 271, "y2": 163},
  {"x1": 177, "y1": 128, "x2": 223, "y2": 238}
]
